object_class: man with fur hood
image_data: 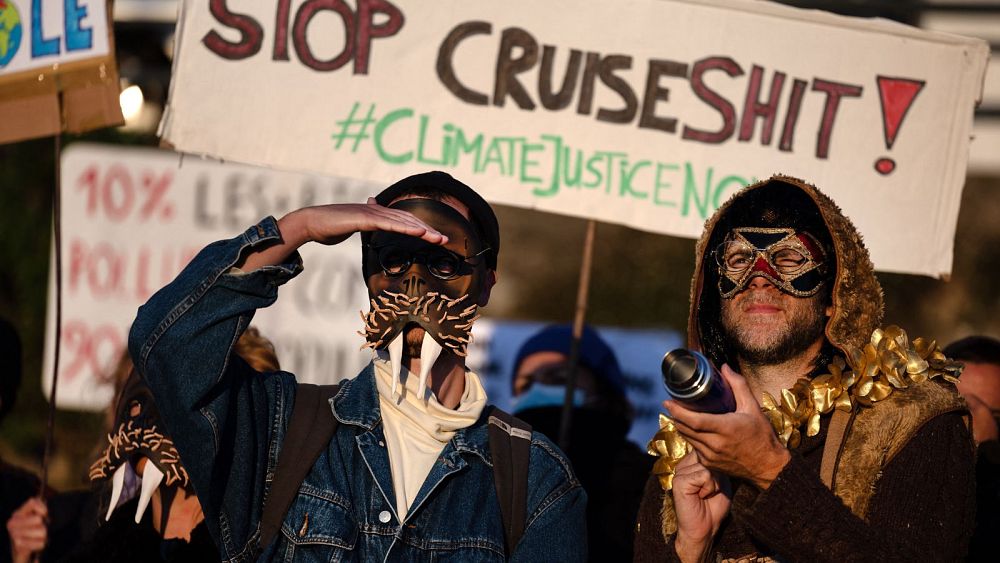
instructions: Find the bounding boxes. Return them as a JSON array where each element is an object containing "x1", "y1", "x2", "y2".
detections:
[{"x1": 634, "y1": 175, "x2": 975, "y2": 562}]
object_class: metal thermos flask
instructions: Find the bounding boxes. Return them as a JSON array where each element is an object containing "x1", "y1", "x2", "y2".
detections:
[{"x1": 661, "y1": 349, "x2": 736, "y2": 414}]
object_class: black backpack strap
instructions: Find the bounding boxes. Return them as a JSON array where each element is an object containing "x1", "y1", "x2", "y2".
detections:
[
  {"x1": 487, "y1": 406, "x2": 532, "y2": 556},
  {"x1": 259, "y1": 383, "x2": 341, "y2": 552}
]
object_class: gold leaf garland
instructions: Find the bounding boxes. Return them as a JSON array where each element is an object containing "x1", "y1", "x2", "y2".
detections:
[{"x1": 647, "y1": 326, "x2": 963, "y2": 491}]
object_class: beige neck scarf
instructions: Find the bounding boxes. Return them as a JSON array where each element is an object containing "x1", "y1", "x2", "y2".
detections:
[{"x1": 373, "y1": 352, "x2": 487, "y2": 519}]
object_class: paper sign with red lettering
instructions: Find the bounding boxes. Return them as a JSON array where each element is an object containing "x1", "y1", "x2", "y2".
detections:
[
  {"x1": 44, "y1": 143, "x2": 381, "y2": 410},
  {"x1": 160, "y1": 0, "x2": 989, "y2": 277}
]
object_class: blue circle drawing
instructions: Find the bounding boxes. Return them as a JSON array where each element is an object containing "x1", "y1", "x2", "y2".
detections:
[{"x1": 0, "y1": 1, "x2": 24, "y2": 68}]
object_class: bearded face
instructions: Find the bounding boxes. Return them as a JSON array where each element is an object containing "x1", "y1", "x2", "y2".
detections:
[
  {"x1": 714, "y1": 225, "x2": 831, "y2": 366},
  {"x1": 359, "y1": 198, "x2": 491, "y2": 395},
  {"x1": 720, "y1": 285, "x2": 828, "y2": 366},
  {"x1": 89, "y1": 371, "x2": 190, "y2": 525}
]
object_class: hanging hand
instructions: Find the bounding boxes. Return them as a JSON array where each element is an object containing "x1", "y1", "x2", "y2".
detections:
[
  {"x1": 6, "y1": 497, "x2": 47, "y2": 563},
  {"x1": 671, "y1": 452, "x2": 732, "y2": 562}
]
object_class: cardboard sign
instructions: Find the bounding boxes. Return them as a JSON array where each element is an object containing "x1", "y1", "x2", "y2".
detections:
[
  {"x1": 160, "y1": 0, "x2": 989, "y2": 278},
  {"x1": 45, "y1": 143, "x2": 677, "y2": 448},
  {"x1": 0, "y1": 0, "x2": 121, "y2": 143}
]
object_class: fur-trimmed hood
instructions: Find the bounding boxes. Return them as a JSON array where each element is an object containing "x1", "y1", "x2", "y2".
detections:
[{"x1": 688, "y1": 174, "x2": 884, "y2": 366}]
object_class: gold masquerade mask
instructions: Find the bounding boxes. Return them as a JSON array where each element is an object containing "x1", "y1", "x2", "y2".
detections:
[{"x1": 716, "y1": 227, "x2": 827, "y2": 298}]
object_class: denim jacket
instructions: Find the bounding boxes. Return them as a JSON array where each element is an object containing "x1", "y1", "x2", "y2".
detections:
[{"x1": 129, "y1": 217, "x2": 588, "y2": 562}]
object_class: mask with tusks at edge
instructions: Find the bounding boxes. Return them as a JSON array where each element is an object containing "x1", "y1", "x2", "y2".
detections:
[
  {"x1": 359, "y1": 198, "x2": 491, "y2": 398},
  {"x1": 89, "y1": 370, "x2": 191, "y2": 528}
]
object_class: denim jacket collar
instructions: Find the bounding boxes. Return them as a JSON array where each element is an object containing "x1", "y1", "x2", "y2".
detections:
[
  {"x1": 331, "y1": 364, "x2": 493, "y2": 466},
  {"x1": 330, "y1": 363, "x2": 382, "y2": 431}
]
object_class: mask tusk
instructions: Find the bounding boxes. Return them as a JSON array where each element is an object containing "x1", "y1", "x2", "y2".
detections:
[
  {"x1": 388, "y1": 332, "x2": 404, "y2": 399},
  {"x1": 134, "y1": 462, "x2": 165, "y2": 524},
  {"x1": 105, "y1": 463, "x2": 129, "y2": 521},
  {"x1": 418, "y1": 333, "x2": 443, "y2": 400}
]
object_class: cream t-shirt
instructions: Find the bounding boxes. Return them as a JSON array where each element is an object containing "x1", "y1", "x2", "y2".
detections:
[{"x1": 373, "y1": 354, "x2": 487, "y2": 520}]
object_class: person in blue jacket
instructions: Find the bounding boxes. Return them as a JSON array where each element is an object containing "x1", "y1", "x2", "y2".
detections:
[{"x1": 128, "y1": 171, "x2": 587, "y2": 562}]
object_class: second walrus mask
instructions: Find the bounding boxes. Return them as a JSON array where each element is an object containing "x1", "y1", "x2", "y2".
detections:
[{"x1": 89, "y1": 371, "x2": 191, "y2": 528}]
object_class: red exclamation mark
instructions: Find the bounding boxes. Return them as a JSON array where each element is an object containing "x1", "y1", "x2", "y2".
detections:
[{"x1": 875, "y1": 76, "x2": 925, "y2": 175}]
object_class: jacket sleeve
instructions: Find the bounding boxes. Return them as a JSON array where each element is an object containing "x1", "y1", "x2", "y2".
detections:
[
  {"x1": 738, "y1": 411, "x2": 976, "y2": 562},
  {"x1": 128, "y1": 217, "x2": 302, "y2": 560},
  {"x1": 511, "y1": 439, "x2": 589, "y2": 562}
]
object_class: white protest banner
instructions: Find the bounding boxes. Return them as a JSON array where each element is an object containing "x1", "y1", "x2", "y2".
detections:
[
  {"x1": 44, "y1": 143, "x2": 679, "y2": 443},
  {"x1": 0, "y1": 0, "x2": 110, "y2": 75},
  {"x1": 160, "y1": 0, "x2": 989, "y2": 278}
]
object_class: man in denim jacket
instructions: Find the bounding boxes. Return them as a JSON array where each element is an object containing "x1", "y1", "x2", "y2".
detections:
[{"x1": 129, "y1": 172, "x2": 587, "y2": 562}]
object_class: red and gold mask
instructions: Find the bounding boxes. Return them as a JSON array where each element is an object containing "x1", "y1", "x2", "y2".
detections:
[{"x1": 716, "y1": 227, "x2": 827, "y2": 298}]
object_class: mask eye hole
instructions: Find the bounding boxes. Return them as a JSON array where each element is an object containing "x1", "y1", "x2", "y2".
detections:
[
  {"x1": 377, "y1": 246, "x2": 411, "y2": 276},
  {"x1": 769, "y1": 247, "x2": 808, "y2": 273},
  {"x1": 717, "y1": 241, "x2": 755, "y2": 274},
  {"x1": 426, "y1": 250, "x2": 461, "y2": 280},
  {"x1": 129, "y1": 400, "x2": 142, "y2": 418}
]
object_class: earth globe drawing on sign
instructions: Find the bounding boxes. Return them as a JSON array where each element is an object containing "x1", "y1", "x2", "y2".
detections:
[{"x1": 0, "y1": 0, "x2": 23, "y2": 68}]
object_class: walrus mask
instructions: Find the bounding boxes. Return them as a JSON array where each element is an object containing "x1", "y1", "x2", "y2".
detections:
[
  {"x1": 359, "y1": 198, "x2": 491, "y2": 396},
  {"x1": 89, "y1": 371, "x2": 190, "y2": 526}
]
